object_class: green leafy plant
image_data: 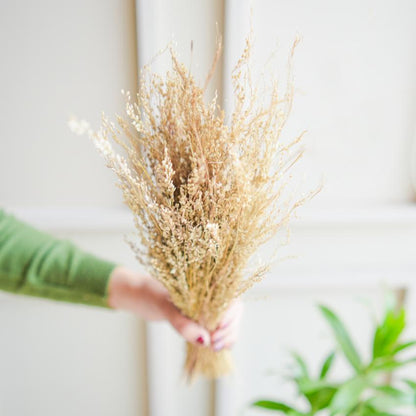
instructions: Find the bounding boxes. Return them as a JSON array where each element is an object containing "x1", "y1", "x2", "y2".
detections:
[{"x1": 252, "y1": 296, "x2": 416, "y2": 415}]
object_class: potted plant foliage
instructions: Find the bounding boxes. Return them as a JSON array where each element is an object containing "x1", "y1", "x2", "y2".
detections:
[{"x1": 253, "y1": 295, "x2": 416, "y2": 415}]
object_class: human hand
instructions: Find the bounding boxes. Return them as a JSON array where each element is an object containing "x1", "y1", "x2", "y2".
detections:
[
  {"x1": 107, "y1": 266, "x2": 243, "y2": 350},
  {"x1": 210, "y1": 299, "x2": 243, "y2": 352}
]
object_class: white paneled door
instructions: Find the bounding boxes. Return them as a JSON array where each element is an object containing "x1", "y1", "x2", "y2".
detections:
[{"x1": 136, "y1": 0, "x2": 416, "y2": 415}]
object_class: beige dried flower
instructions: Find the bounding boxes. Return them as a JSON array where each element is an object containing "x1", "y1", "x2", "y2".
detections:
[{"x1": 71, "y1": 34, "x2": 316, "y2": 379}]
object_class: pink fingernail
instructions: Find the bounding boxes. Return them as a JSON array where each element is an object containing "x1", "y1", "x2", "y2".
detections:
[
  {"x1": 196, "y1": 336, "x2": 205, "y2": 345},
  {"x1": 214, "y1": 341, "x2": 224, "y2": 352},
  {"x1": 219, "y1": 320, "x2": 231, "y2": 329}
]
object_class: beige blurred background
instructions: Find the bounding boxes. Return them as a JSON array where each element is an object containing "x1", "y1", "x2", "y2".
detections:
[{"x1": 1, "y1": 1, "x2": 416, "y2": 415}]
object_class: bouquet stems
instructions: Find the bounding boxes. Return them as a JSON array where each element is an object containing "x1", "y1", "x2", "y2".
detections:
[{"x1": 185, "y1": 343, "x2": 232, "y2": 380}]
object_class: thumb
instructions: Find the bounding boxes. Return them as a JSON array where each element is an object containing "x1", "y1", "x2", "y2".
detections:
[{"x1": 167, "y1": 306, "x2": 210, "y2": 347}]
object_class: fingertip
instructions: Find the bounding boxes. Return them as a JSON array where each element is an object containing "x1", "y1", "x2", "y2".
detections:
[
  {"x1": 211, "y1": 327, "x2": 226, "y2": 344},
  {"x1": 176, "y1": 318, "x2": 210, "y2": 347},
  {"x1": 213, "y1": 340, "x2": 225, "y2": 352},
  {"x1": 218, "y1": 319, "x2": 231, "y2": 330},
  {"x1": 217, "y1": 299, "x2": 244, "y2": 330},
  {"x1": 212, "y1": 335, "x2": 236, "y2": 352},
  {"x1": 190, "y1": 327, "x2": 210, "y2": 347},
  {"x1": 195, "y1": 332, "x2": 210, "y2": 347}
]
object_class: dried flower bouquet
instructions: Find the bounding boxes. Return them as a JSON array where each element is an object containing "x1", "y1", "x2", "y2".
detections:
[{"x1": 71, "y1": 35, "x2": 313, "y2": 379}]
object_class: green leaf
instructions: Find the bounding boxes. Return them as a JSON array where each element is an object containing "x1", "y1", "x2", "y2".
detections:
[
  {"x1": 319, "y1": 305, "x2": 362, "y2": 372},
  {"x1": 403, "y1": 379, "x2": 416, "y2": 391},
  {"x1": 360, "y1": 406, "x2": 400, "y2": 416},
  {"x1": 307, "y1": 386, "x2": 338, "y2": 412},
  {"x1": 365, "y1": 395, "x2": 414, "y2": 411},
  {"x1": 374, "y1": 385, "x2": 410, "y2": 397},
  {"x1": 392, "y1": 340, "x2": 416, "y2": 355},
  {"x1": 368, "y1": 385, "x2": 416, "y2": 408},
  {"x1": 370, "y1": 356, "x2": 416, "y2": 372},
  {"x1": 319, "y1": 351, "x2": 336, "y2": 379},
  {"x1": 252, "y1": 400, "x2": 304, "y2": 415},
  {"x1": 297, "y1": 378, "x2": 337, "y2": 395},
  {"x1": 347, "y1": 403, "x2": 401, "y2": 416},
  {"x1": 291, "y1": 352, "x2": 309, "y2": 379},
  {"x1": 285, "y1": 376, "x2": 338, "y2": 412},
  {"x1": 329, "y1": 376, "x2": 367, "y2": 414},
  {"x1": 372, "y1": 306, "x2": 406, "y2": 359}
]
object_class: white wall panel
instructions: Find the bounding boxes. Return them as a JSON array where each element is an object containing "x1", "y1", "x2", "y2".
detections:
[
  {"x1": 136, "y1": 0, "x2": 224, "y2": 103},
  {"x1": 0, "y1": 0, "x2": 137, "y2": 207},
  {"x1": 223, "y1": 0, "x2": 416, "y2": 206}
]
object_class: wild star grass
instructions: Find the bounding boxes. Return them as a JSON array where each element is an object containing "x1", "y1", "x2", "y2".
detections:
[{"x1": 70, "y1": 35, "x2": 315, "y2": 379}]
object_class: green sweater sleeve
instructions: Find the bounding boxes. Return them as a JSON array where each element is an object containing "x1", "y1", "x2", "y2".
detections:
[{"x1": 0, "y1": 210, "x2": 117, "y2": 308}]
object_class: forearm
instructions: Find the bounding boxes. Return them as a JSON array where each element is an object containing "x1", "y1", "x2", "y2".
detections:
[{"x1": 0, "y1": 210, "x2": 116, "y2": 307}]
